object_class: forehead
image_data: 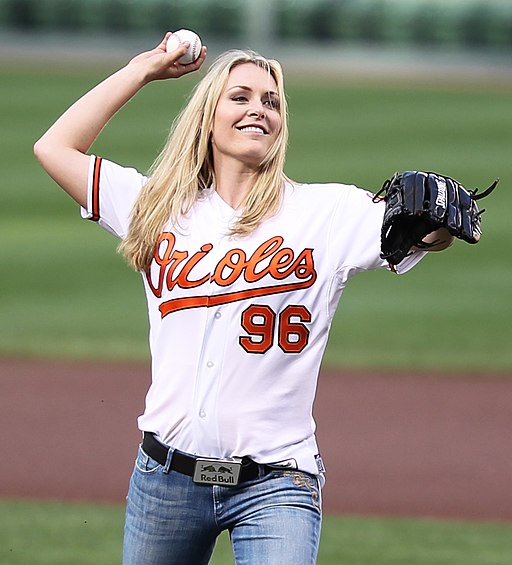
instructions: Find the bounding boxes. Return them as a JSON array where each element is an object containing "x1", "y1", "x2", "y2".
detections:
[{"x1": 225, "y1": 62, "x2": 278, "y2": 92}]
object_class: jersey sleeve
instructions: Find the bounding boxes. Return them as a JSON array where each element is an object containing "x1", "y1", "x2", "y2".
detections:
[
  {"x1": 80, "y1": 155, "x2": 148, "y2": 239},
  {"x1": 330, "y1": 184, "x2": 426, "y2": 279}
]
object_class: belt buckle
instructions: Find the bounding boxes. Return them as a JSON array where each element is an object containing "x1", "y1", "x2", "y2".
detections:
[{"x1": 192, "y1": 457, "x2": 242, "y2": 486}]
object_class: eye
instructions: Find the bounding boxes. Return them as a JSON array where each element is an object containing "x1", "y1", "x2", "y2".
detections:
[
  {"x1": 263, "y1": 98, "x2": 280, "y2": 110},
  {"x1": 232, "y1": 95, "x2": 248, "y2": 103}
]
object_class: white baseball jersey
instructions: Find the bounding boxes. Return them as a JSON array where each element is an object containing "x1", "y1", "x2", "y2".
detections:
[{"x1": 82, "y1": 155, "x2": 425, "y2": 479}]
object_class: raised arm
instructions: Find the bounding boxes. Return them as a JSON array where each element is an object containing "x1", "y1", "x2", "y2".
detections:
[{"x1": 33, "y1": 33, "x2": 207, "y2": 208}]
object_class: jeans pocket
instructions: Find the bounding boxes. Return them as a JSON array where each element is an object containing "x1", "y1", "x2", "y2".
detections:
[
  {"x1": 134, "y1": 444, "x2": 163, "y2": 474},
  {"x1": 283, "y1": 470, "x2": 322, "y2": 513}
]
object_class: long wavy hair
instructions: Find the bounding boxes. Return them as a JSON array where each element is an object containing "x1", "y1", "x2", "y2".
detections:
[{"x1": 119, "y1": 49, "x2": 289, "y2": 272}]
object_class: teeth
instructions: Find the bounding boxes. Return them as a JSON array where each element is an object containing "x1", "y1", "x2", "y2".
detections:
[{"x1": 239, "y1": 126, "x2": 265, "y2": 134}]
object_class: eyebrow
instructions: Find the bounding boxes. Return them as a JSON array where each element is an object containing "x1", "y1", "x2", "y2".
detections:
[{"x1": 227, "y1": 85, "x2": 279, "y2": 97}]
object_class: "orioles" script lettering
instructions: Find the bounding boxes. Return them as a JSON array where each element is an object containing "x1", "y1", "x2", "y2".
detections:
[{"x1": 145, "y1": 233, "x2": 317, "y2": 317}]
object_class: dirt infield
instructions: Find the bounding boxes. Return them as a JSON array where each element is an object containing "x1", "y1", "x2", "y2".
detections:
[{"x1": 1, "y1": 358, "x2": 511, "y2": 521}]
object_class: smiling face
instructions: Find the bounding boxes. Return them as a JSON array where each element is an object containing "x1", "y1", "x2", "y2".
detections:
[{"x1": 211, "y1": 62, "x2": 282, "y2": 171}]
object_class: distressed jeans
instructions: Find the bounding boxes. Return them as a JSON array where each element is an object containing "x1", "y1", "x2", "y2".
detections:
[{"x1": 123, "y1": 445, "x2": 322, "y2": 565}]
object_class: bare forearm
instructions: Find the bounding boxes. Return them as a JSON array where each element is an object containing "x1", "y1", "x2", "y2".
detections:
[
  {"x1": 33, "y1": 64, "x2": 147, "y2": 206},
  {"x1": 415, "y1": 227, "x2": 455, "y2": 253},
  {"x1": 34, "y1": 34, "x2": 199, "y2": 156},
  {"x1": 33, "y1": 34, "x2": 207, "y2": 206}
]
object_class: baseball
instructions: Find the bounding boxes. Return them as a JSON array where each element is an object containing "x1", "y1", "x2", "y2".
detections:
[{"x1": 166, "y1": 29, "x2": 202, "y2": 64}]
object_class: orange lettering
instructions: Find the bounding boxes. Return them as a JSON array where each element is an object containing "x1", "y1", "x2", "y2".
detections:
[
  {"x1": 244, "y1": 236, "x2": 283, "y2": 282},
  {"x1": 147, "y1": 233, "x2": 318, "y2": 313},
  {"x1": 146, "y1": 234, "x2": 212, "y2": 297},
  {"x1": 212, "y1": 248, "x2": 247, "y2": 287},
  {"x1": 173, "y1": 243, "x2": 212, "y2": 289},
  {"x1": 268, "y1": 248, "x2": 294, "y2": 279},
  {"x1": 292, "y1": 249, "x2": 315, "y2": 280},
  {"x1": 146, "y1": 233, "x2": 180, "y2": 297}
]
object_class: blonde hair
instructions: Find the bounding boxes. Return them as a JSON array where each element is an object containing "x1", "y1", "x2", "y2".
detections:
[{"x1": 119, "y1": 49, "x2": 289, "y2": 272}]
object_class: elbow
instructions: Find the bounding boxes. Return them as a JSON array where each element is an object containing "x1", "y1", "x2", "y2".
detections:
[
  {"x1": 33, "y1": 136, "x2": 49, "y2": 166},
  {"x1": 31, "y1": 137, "x2": 90, "y2": 207},
  {"x1": 33, "y1": 136, "x2": 60, "y2": 175}
]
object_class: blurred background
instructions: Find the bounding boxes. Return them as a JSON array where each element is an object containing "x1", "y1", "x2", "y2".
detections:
[
  {"x1": 2, "y1": 0, "x2": 512, "y2": 74},
  {"x1": 2, "y1": 0, "x2": 512, "y2": 53},
  {"x1": 1, "y1": 1, "x2": 512, "y2": 564}
]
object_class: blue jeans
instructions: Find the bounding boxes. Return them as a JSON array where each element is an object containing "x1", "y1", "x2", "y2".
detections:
[{"x1": 123, "y1": 445, "x2": 322, "y2": 565}]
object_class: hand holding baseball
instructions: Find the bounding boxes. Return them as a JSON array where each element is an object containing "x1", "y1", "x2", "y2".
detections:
[
  {"x1": 166, "y1": 29, "x2": 203, "y2": 64},
  {"x1": 129, "y1": 32, "x2": 206, "y2": 83}
]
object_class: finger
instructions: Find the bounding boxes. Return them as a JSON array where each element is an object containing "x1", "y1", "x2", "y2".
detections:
[
  {"x1": 175, "y1": 45, "x2": 207, "y2": 71},
  {"x1": 197, "y1": 46, "x2": 207, "y2": 64},
  {"x1": 156, "y1": 32, "x2": 172, "y2": 51},
  {"x1": 165, "y1": 42, "x2": 191, "y2": 65}
]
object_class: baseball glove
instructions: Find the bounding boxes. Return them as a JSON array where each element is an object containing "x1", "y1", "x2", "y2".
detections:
[{"x1": 374, "y1": 171, "x2": 498, "y2": 265}]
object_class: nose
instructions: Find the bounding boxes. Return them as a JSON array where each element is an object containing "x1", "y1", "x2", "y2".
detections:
[{"x1": 247, "y1": 104, "x2": 265, "y2": 118}]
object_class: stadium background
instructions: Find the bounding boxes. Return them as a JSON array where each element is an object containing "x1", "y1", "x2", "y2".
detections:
[{"x1": 1, "y1": 1, "x2": 512, "y2": 563}]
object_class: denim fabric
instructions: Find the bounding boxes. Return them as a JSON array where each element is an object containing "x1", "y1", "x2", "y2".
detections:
[{"x1": 123, "y1": 445, "x2": 322, "y2": 565}]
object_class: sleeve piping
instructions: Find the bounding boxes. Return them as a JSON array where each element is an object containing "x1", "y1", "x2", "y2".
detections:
[{"x1": 90, "y1": 156, "x2": 102, "y2": 222}]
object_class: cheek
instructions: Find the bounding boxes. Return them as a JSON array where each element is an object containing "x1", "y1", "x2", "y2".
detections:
[
  {"x1": 210, "y1": 123, "x2": 234, "y2": 155},
  {"x1": 211, "y1": 127, "x2": 228, "y2": 146},
  {"x1": 212, "y1": 106, "x2": 235, "y2": 131},
  {"x1": 271, "y1": 113, "x2": 283, "y2": 135},
  {"x1": 210, "y1": 119, "x2": 226, "y2": 148}
]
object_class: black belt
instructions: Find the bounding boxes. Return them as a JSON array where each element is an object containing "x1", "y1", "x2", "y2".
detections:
[{"x1": 142, "y1": 432, "x2": 272, "y2": 484}]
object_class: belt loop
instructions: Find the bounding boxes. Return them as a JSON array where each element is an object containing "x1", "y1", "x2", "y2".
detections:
[
  {"x1": 256, "y1": 462, "x2": 267, "y2": 480},
  {"x1": 163, "y1": 444, "x2": 174, "y2": 474}
]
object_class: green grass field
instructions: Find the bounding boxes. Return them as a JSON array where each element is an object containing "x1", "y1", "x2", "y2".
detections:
[
  {"x1": 2, "y1": 499, "x2": 512, "y2": 565},
  {"x1": 2, "y1": 62, "x2": 511, "y2": 371},
  {"x1": 1, "y1": 59, "x2": 512, "y2": 563}
]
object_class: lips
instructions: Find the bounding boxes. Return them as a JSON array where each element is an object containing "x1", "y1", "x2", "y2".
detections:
[{"x1": 237, "y1": 124, "x2": 268, "y2": 135}]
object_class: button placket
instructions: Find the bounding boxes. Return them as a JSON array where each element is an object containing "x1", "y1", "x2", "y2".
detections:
[{"x1": 193, "y1": 306, "x2": 226, "y2": 445}]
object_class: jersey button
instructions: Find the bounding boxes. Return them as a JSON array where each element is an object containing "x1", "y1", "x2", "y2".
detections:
[
  {"x1": 199, "y1": 410, "x2": 207, "y2": 419},
  {"x1": 206, "y1": 361, "x2": 214, "y2": 368},
  {"x1": 214, "y1": 311, "x2": 222, "y2": 319}
]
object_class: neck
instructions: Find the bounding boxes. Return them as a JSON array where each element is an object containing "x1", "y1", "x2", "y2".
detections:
[{"x1": 214, "y1": 160, "x2": 258, "y2": 209}]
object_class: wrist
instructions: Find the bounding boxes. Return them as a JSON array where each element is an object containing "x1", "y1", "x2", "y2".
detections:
[{"x1": 121, "y1": 61, "x2": 151, "y2": 88}]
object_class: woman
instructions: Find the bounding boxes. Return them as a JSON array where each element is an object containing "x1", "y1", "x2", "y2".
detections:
[{"x1": 34, "y1": 33, "x2": 452, "y2": 564}]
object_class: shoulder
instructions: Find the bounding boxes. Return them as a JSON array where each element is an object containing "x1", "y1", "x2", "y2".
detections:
[
  {"x1": 82, "y1": 156, "x2": 149, "y2": 238},
  {"x1": 285, "y1": 180, "x2": 378, "y2": 210},
  {"x1": 92, "y1": 156, "x2": 148, "y2": 188},
  {"x1": 287, "y1": 180, "x2": 354, "y2": 192},
  {"x1": 285, "y1": 180, "x2": 352, "y2": 201}
]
